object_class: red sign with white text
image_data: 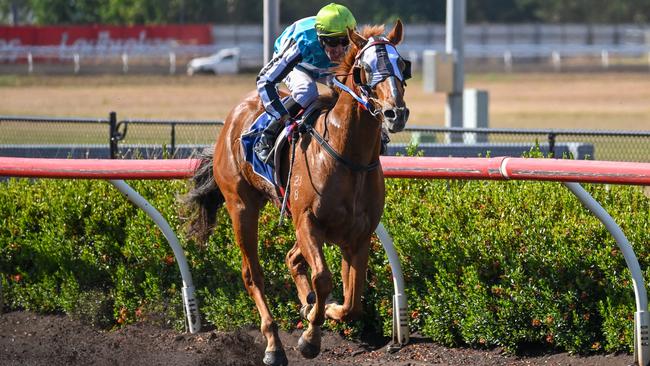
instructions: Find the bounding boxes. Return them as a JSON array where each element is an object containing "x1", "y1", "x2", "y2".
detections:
[{"x1": 0, "y1": 24, "x2": 212, "y2": 47}]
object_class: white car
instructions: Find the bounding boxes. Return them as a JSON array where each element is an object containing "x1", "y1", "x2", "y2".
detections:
[{"x1": 186, "y1": 48, "x2": 240, "y2": 75}]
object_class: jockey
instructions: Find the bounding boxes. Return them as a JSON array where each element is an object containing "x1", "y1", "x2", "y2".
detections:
[{"x1": 254, "y1": 3, "x2": 357, "y2": 163}]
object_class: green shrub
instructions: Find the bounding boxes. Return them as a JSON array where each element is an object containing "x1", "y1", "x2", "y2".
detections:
[{"x1": 0, "y1": 172, "x2": 648, "y2": 354}]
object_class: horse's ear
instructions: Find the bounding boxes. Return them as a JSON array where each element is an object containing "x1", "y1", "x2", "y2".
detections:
[
  {"x1": 387, "y1": 19, "x2": 403, "y2": 45},
  {"x1": 347, "y1": 27, "x2": 367, "y2": 50}
]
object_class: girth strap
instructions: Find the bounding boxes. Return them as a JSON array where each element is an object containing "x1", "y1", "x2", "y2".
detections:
[
  {"x1": 279, "y1": 130, "x2": 298, "y2": 225},
  {"x1": 302, "y1": 123, "x2": 380, "y2": 173}
]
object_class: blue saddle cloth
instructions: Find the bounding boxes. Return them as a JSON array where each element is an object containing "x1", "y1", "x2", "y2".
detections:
[{"x1": 241, "y1": 112, "x2": 278, "y2": 186}]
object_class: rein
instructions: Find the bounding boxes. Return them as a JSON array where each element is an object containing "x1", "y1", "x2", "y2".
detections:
[{"x1": 331, "y1": 77, "x2": 379, "y2": 116}]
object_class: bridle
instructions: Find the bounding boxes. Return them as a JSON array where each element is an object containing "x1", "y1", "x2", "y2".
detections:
[
  {"x1": 302, "y1": 36, "x2": 411, "y2": 172},
  {"x1": 332, "y1": 36, "x2": 411, "y2": 118}
]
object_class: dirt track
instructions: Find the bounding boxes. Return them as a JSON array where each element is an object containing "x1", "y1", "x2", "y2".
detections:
[
  {"x1": 0, "y1": 311, "x2": 635, "y2": 366},
  {"x1": 2, "y1": 73, "x2": 650, "y2": 131}
]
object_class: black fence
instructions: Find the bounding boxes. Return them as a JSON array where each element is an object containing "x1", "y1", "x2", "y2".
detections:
[
  {"x1": 1, "y1": 112, "x2": 649, "y2": 163},
  {"x1": 389, "y1": 126, "x2": 650, "y2": 162}
]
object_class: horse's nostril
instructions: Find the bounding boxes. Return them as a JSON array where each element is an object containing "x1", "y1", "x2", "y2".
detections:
[{"x1": 383, "y1": 109, "x2": 396, "y2": 120}]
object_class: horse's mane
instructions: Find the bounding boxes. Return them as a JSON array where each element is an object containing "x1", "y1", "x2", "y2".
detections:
[{"x1": 337, "y1": 25, "x2": 386, "y2": 77}]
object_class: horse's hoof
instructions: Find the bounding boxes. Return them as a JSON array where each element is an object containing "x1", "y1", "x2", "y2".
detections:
[
  {"x1": 300, "y1": 304, "x2": 313, "y2": 320},
  {"x1": 298, "y1": 335, "x2": 320, "y2": 359},
  {"x1": 263, "y1": 349, "x2": 288, "y2": 366}
]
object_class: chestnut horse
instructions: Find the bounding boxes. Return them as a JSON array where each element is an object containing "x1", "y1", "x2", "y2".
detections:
[{"x1": 183, "y1": 21, "x2": 409, "y2": 366}]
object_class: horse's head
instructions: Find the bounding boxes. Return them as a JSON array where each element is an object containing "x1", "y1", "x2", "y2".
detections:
[{"x1": 346, "y1": 20, "x2": 410, "y2": 133}]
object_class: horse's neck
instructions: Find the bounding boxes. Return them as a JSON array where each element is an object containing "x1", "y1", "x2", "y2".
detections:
[{"x1": 323, "y1": 81, "x2": 381, "y2": 162}]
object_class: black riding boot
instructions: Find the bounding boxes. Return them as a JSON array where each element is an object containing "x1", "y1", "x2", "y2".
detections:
[
  {"x1": 380, "y1": 127, "x2": 390, "y2": 155},
  {"x1": 254, "y1": 117, "x2": 284, "y2": 163},
  {"x1": 254, "y1": 97, "x2": 304, "y2": 163}
]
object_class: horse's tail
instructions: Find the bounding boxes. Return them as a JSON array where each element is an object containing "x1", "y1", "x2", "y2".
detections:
[{"x1": 180, "y1": 146, "x2": 224, "y2": 245}]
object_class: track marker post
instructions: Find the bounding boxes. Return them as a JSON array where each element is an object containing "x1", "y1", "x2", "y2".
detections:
[
  {"x1": 564, "y1": 182, "x2": 649, "y2": 366},
  {"x1": 375, "y1": 223, "x2": 409, "y2": 350},
  {"x1": 109, "y1": 180, "x2": 201, "y2": 334}
]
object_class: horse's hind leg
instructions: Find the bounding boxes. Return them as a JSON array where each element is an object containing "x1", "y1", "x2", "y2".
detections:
[
  {"x1": 223, "y1": 193, "x2": 287, "y2": 366},
  {"x1": 325, "y1": 237, "x2": 371, "y2": 322},
  {"x1": 294, "y1": 216, "x2": 332, "y2": 359}
]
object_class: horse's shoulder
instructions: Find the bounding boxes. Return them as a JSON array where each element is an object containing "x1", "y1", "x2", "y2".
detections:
[
  {"x1": 317, "y1": 89, "x2": 338, "y2": 108},
  {"x1": 307, "y1": 93, "x2": 337, "y2": 125}
]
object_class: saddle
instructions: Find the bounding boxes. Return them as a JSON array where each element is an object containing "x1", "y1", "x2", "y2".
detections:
[{"x1": 241, "y1": 101, "x2": 324, "y2": 190}]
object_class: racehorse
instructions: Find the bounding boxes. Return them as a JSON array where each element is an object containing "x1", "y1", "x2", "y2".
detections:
[{"x1": 182, "y1": 20, "x2": 409, "y2": 366}]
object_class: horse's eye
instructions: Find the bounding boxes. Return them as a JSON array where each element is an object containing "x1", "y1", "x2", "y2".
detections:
[{"x1": 362, "y1": 63, "x2": 373, "y2": 84}]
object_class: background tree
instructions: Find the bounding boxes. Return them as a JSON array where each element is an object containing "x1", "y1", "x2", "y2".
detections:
[
  {"x1": 3, "y1": 0, "x2": 650, "y2": 25},
  {"x1": 28, "y1": 0, "x2": 102, "y2": 24},
  {"x1": 528, "y1": 0, "x2": 650, "y2": 23},
  {"x1": 468, "y1": 0, "x2": 540, "y2": 23}
]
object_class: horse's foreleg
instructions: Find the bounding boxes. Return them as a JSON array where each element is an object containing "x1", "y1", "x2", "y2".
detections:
[
  {"x1": 285, "y1": 243, "x2": 312, "y2": 306},
  {"x1": 295, "y1": 217, "x2": 331, "y2": 359},
  {"x1": 325, "y1": 238, "x2": 370, "y2": 322},
  {"x1": 225, "y1": 198, "x2": 287, "y2": 366}
]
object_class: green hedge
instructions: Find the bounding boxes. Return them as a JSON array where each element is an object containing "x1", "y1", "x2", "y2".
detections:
[{"x1": 0, "y1": 172, "x2": 648, "y2": 354}]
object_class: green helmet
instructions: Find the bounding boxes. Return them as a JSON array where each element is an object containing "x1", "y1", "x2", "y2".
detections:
[{"x1": 315, "y1": 3, "x2": 357, "y2": 37}]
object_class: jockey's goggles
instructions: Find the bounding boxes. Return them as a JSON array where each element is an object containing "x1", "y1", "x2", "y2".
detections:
[{"x1": 319, "y1": 36, "x2": 349, "y2": 48}]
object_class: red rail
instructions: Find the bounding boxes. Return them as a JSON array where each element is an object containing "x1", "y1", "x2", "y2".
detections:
[
  {"x1": 380, "y1": 156, "x2": 650, "y2": 185},
  {"x1": 0, "y1": 156, "x2": 649, "y2": 185},
  {"x1": 0, "y1": 157, "x2": 200, "y2": 179}
]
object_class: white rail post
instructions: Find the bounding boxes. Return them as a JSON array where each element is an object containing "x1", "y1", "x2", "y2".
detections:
[
  {"x1": 73, "y1": 53, "x2": 80, "y2": 74},
  {"x1": 551, "y1": 50, "x2": 561, "y2": 72},
  {"x1": 121, "y1": 52, "x2": 128, "y2": 74},
  {"x1": 109, "y1": 180, "x2": 201, "y2": 334},
  {"x1": 463, "y1": 89, "x2": 489, "y2": 143},
  {"x1": 375, "y1": 222, "x2": 409, "y2": 350},
  {"x1": 169, "y1": 52, "x2": 176, "y2": 75},
  {"x1": 503, "y1": 50, "x2": 513, "y2": 73},
  {"x1": 27, "y1": 52, "x2": 33, "y2": 74},
  {"x1": 601, "y1": 49, "x2": 609, "y2": 69}
]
